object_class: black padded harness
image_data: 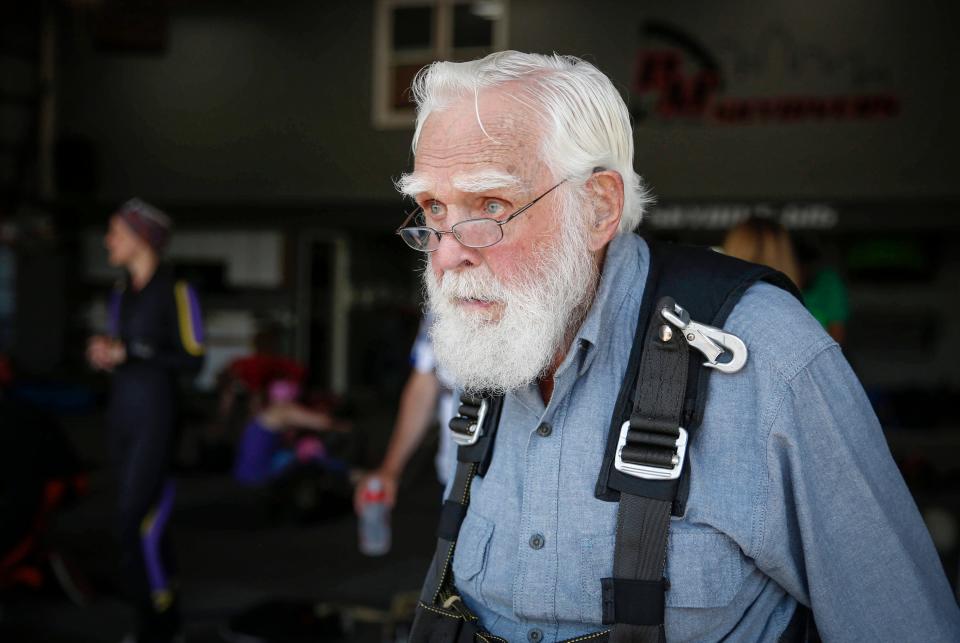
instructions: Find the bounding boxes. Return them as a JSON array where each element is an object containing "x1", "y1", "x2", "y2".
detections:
[{"x1": 409, "y1": 238, "x2": 802, "y2": 643}]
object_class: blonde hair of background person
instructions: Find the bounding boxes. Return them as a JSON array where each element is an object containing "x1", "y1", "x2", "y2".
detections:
[{"x1": 722, "y1": 215, "x2": 801, "y2": 288}]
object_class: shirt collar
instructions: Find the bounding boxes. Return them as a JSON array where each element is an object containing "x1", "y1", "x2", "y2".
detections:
[{"x1": 555, "y1": 233, "x2": 648, "y2": 379}]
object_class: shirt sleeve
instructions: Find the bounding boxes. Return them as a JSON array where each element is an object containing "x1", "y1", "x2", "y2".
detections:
[
  {"x1": 755, "y1": 344, "x2": 960, "y2": 640},
  {"x1": 410, "y1": 316, "x2": 436, "y2": 374},
  {"x1": 107, "y1": 287, "x2": 123, "y2": 337},
  {"x1": 124, "y1": 280, "x2": 205, "y2": 373}
]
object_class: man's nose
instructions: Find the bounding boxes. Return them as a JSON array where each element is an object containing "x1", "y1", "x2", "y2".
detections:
[{"x1": 431, "y1": 230, "x2": 481, "y2": 273}]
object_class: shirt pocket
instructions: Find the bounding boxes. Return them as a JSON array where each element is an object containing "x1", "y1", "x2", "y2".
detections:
[
  {"x1": 579, "y1": 528, "x2": 747, "y2": 624},
  {"x1": 665, "y1": 529, "x2": 746, "y2": 608},
  {"x1": 452, "y1": 510, "x2": 495, "y2": 602}
]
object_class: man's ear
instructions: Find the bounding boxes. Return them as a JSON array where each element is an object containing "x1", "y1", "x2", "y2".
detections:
[{"x1": 586, "y1": 170, "x2": 624, "y2": 252}]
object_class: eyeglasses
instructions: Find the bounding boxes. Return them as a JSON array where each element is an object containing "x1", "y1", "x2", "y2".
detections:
[{"x1": 396, "y1": 180, "x2": 566, "y2": 252}]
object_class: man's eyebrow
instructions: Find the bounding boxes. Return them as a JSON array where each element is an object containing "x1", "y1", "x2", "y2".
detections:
[
  {"x1": 395, "y1": 172, "x2": 433, "y2": 197},
  {"x1": 395, "y1": 170, "x2": 525, "y2": 198},
  {"x1": 452, "y1": 170, "x2": 523, "y2": 194}
]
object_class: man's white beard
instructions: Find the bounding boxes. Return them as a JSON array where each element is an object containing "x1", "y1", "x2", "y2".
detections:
[{"x1": 424, "y1": 213, "x2": 598, "y2": 394}]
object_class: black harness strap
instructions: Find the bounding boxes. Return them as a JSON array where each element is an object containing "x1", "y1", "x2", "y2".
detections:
[
  {"x1": 597, "y1": 240, "x2": 801, "y2": 509},
  {"x1": 411, "y1": 396, "x2": 507, "y2": 643},
  {"x1": 595, "y1": 240, "x2": 800, "y2": 642},
  {"x1": 417, "y1": 457, "x2": 478, "y2": 608},
  {"x1": 418, "y1": 391, "x2": 503, "y2": 606},
  {"x1": 602, "y1": 297, "x2": 690, "y2": 642}
]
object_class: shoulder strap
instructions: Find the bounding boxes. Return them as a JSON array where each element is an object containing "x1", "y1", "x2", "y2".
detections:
[
  {"x1": 595, "y1": 237, "x2": 800, "y2": 506},
  {"x1": 416, "y1": 394, "x2": 504, "y2": 607},
  {"x1": 601, "y1": 295, "x2": 690, "y2": 642},
  {"x1": 599, "y1": 237, "x2": 801, "y2": 642}
]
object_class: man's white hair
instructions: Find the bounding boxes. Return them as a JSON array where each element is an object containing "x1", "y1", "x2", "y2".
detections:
[{"x1": 409, "y1": 50, "x2": 651, "y2": 232}]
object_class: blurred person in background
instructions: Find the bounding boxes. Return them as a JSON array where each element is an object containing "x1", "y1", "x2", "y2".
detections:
[
  {"x1": 199, "y1": 324, "x2": 307, "y2": 472},
  {"x1": 87, "y1": 199, "x2": 204, "y2": 643},
  {"x1": 353, "y1": 312, "x2": 456, "y2": 514},
  {"x1": 217, "y1": 324, "x2": 306, "y2": 421},
  {"x1": 233, "y1": 377, "x2": 351, "y2": 489},
  {"x1": 795, "y1": 238, "x2": 849, "y2": 346},
  {"x1": 723, "y1": 216, "x2": 848, "y2": 344},
  {"x1": 721, "y1": 215, "x2": 802, "y2": 286}
]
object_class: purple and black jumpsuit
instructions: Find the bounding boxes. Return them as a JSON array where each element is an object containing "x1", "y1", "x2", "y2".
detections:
[{"x1": 107, "y1": 266, "x2": 204, "y2": 641}]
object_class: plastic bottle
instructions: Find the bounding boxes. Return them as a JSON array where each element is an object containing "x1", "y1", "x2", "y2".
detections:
[{"x1": 358, "y1": 477, "x2": 391, "y2": 556}]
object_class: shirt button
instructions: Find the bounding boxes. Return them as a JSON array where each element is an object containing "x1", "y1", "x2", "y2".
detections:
[
  {"x1": 528, "y1": 628, "x2": 543, "y2": 642},
  {"x1": 529, "y1": 533, "x2": 545, "y2": 550},
  {"x1": 536, "y1": 422, "x2": 552, "y2": 437}
]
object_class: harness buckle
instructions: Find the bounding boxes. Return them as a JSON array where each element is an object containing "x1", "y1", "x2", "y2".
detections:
[
  {"x1": 614, "y1": 421, "x2": 688, "y2": 480},
  {"x1": 449, "y1": 398, "x2": 488, "y2": 447},
  {"x1": 661, "y1": 303, "x2": 748, "y2": 374}
]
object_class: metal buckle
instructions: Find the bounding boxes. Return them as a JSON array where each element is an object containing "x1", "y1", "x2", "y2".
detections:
[
  {"x1": 661, "y1": 303, "x2": 748, "y2": 374},
  {"x1": 614, "y1": 421, "x2": 688, "y2": 480},
  {"x1": 449, "y1": 398, "x2": 488, "y2": 447}
]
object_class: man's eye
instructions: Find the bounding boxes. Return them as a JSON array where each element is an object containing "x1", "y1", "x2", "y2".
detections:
[
  {"x1": 428, "y1": 202, "x2": 445, "y2": 216},
  {"x1": 483, "y1": 201, "x2": 505, "y2": 216}
]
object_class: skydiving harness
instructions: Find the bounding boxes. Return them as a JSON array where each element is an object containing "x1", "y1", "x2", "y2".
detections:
[{"x1": 409, "y1": 238, "x2": 803, "y2": 643}]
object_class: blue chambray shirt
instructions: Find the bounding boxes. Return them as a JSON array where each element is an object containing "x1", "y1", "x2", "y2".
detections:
[{"x1": 443, "y1": 233, "x2": 960, "y2": 642}]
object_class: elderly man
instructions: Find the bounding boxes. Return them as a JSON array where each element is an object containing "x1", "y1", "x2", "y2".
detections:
[{"x1": 395, "y1": 52, "x2": 958, "y2": 642}]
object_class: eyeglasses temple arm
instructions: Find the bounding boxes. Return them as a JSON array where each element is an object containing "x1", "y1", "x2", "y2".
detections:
[
  {"x1": 395, "y1": 208, "x2": 420, "y2": 234},
  {"x1": 501, "y1": 180, "x2": 566, "y2": 226}
]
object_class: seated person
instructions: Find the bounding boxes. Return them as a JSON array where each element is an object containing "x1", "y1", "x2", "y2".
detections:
[
  {"x1": 223, "y1": 329, "x2": 307, "y2": 416},
  {"x1": 200, "y1": 328, "x2": 307, "y2": 471},
  {"x1": 233, "y1": 379, "x2": 349, "y2": 486}
]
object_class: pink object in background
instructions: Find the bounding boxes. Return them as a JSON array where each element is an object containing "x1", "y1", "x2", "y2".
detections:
[{"x1": 268, "y1": 379, "x2": 301, "y2": 403}]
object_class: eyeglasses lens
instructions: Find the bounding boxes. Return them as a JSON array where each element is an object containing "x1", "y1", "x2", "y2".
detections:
[{"x1": 453, "y1": 219, "x2": 503, "y2": 248}]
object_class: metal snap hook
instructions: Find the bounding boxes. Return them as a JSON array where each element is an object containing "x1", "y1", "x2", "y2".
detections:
[{"x1": 661, "y1": 303, "x2": 748, "y2": 374}]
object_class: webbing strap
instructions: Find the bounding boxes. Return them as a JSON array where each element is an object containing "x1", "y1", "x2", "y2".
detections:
[
  {"x1": 437, "y1": 501, "x2": 468, "y2": 541},
  {"x1": 605, "y1": 298, "x2": 690, "y2": 642},
  {"x1": 418, "y1": 458, "x2": 477, "y2": 605},
  {"x1": 417, "y1": 394, "x2": 503, "y2": 628}
]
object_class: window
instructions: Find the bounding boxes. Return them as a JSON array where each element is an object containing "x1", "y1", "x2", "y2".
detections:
[{"x1": 372, "y1": 0, "x2": 509, "y2": 128}]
